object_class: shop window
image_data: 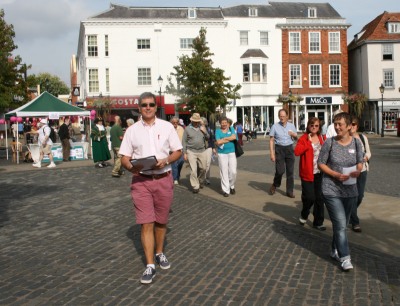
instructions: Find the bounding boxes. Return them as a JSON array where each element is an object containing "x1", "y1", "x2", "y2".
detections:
[{"x1": 383, "y1": 111, "x2": 400, "y2": 130}]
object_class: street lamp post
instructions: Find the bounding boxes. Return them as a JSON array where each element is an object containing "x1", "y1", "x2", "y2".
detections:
[
  {"x1": 379, "y1": 83, "x2": 385, "y2": 137},
  {"x1": 157, "y1": 75, "x2": 166, "y2": 120}
]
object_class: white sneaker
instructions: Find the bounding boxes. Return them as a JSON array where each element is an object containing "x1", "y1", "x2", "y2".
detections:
[
  {"x1": 299, "y1": 217, "x2": 307, "y2": 225},
  {"x1": 47, "y1": 163, "x2": 56, "y2": 168},
  {"x1": 173, "y1": 180, "x2": 179, "y2": 185},
  {"x1": 341, "y1": 259, "x2": 353, "y2": 271},
  {"x1": 32, "y1": 162, "x2": 41, "y2": 168}
]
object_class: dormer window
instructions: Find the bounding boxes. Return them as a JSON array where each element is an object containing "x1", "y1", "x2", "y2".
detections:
[
  {"x1": 388, "y1": 22, "x2": 400, "y2": 33},
  {"x1": 249, "y1": 8, "x2": 258, "y2": 17},
  {"x1": 308, "y1": 7, "x2": 317, "y2": 18},
  {"x1": 188, "y1": 8, "x2": 196, "y2": 19}
]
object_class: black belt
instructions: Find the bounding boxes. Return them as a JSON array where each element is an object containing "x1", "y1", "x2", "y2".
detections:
[{"x1": 138, "y1": 171, "x2": 170, "y2": 180}]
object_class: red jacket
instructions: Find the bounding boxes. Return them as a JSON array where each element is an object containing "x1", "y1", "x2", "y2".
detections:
[{"x1": 294, "y1": 133, "x2": 325, "y2": 182}]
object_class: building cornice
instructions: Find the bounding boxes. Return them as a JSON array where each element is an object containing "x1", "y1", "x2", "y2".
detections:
[{"x1": 82, "y1": 19, "x2": 228, "y2": 27}]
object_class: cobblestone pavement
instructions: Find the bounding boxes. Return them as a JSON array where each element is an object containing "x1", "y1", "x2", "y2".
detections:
[{"x1": 1, "y1": 162, "x2": 399, "y2": 305}]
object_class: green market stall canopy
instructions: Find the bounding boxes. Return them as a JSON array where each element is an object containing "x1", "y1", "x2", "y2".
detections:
[{"x1": 5, "y1": 91, "x2": 90, "y2": 119}]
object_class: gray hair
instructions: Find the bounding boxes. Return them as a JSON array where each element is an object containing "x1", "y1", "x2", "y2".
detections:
[
  {"x1": 126, "y1": 118, "x2": 135, "y2": 126},
  {"x1": 170, "y1": 116, "x2": 179, "y2": 123},
  {"x1": 201, "y1": 117, "x2": 208, "y2": 126}
]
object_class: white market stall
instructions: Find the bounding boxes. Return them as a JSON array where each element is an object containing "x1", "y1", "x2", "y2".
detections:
[{"x1": 3, "y1": 92, "x2": 91, "y2": 164}]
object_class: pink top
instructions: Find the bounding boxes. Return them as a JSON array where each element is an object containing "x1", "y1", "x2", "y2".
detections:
[{"x1": 119, "y1": 118, "x2": 183, "y2": 174}]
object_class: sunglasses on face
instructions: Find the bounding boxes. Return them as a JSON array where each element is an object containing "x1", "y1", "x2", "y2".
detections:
[
  {"x1": 140, "y1": 103, "x2": 156, "y2": 108},
  {"x1": 352, "y1": 123, "x2": 358, "y2": 126}
]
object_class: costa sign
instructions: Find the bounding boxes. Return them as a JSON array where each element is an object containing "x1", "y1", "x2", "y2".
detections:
[
  {"x1": 86, "y1": 96, "x2": 163, "y2": 109},
  {"x1": 306, "y1": 96, "x2": 332, "y2": 104},
  {"x1": 111, "y1": 97, "x2": 140, "y2": 108}
]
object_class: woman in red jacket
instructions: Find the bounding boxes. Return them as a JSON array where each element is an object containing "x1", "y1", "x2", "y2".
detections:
[{"x1": 294, "y1": 117, "x2": 326, "y2": 230}]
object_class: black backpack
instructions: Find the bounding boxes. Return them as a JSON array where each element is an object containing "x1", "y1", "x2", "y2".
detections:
[{"x1": 49, "y1": 127, "x2": 57, "y2": 143}]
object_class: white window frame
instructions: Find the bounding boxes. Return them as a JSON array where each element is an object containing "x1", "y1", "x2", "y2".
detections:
[
  {"x1": 249, "y1": 8, "x2": 258, "y2": 17},
  {"x1": 329, "y1": 32, "x2": 340, "y2": 53},
  {"x1": 87, "y1": 35, "x2": 98, "y2": 57},
  {"x1": 260, "y1": 31, "x2": 269, "y2": 45},
  {"x1": 105, "y1": 68, "x2": 110, "y2": 92},
  {"x1": 309, "y1": 32, "x2": 321, "y2": 53},
  {"x1": 308, "y1": 7, "x2": 317, "y2": 18},
  {"x1": 88, "y1": 69, "x2": 99, "y2": 93},
  {"x1": 188, "y1": 8, "x2": 196, "y2": 19},
  {"x1": 382, "y1": 44, "x2": 394, "y2": 60},
  {"x1": 105, "y1": 35, "x2": 109, "y2": 57},
  {"x1": 240, "y1": 31, "x2": 249, "y2": 46},
  {"x1": 289, "y1": 64, "x2": 302, "y2": 88},
  {"x1": 137, "y1": 39, "x2": 150, "y2": 50},
  {"x1": 388, "y1": 23, "x2": 400, "y2": 33},
  {"x1": 180, "y1": 38, "x2": 194, "y2": 49},
  {"x1": 289, "y1": 32, "x2": 301, "y2": 53},
  {"x1": 242, "y1": 63, "x2": 267, "y2": 83},
  {"x1": 309, "y1": 64, "x2": 322, "y2": 87},
  {"x1": 383, "y1": 69, "x2": 394, "y2": 88},
  {"x1": 329, "y1": 64, "x2": 341, "y2": 87},
  {"x1": 138, "y1": 68, "x2": 152, "y2": 86}
]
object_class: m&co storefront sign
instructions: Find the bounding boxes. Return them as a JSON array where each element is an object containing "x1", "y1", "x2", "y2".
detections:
[{"x1": 305, "y1": 96, "x2": 332, "y2": 104}]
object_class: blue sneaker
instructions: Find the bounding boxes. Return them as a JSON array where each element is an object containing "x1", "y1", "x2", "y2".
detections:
[
  {"x1": 155, "y1": 253, "x2": 171, "y2": 270},
  {"x1": 140, "y1": 266, "x2": 156, "y2": 284}
]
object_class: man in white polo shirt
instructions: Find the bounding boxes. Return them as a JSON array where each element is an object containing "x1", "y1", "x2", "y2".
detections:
[{"x1": 120, "y1": 92, "x2": 182, "y2": 284}]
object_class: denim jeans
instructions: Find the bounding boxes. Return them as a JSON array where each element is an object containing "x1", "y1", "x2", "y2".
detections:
[
  {"x1": 171, "y1": 153, "x2": 184, "y2": 181},
  {"x1": 350, "y1": 171, "x2": 368, "y2": 225},
  {"x1": 323, "y1": 195, "x2": 357, "y2": 260}
]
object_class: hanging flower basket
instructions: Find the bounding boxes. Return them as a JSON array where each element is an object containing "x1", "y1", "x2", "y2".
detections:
[{"x1": 342, "y1": 93, "x2": 368, "y2": 118}]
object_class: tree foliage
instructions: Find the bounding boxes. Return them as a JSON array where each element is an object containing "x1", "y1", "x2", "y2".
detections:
[
  {"x1": 0, "y1": 9, "x2": 29, "y2": 112},
  {"x1": 27, "y1": 72, "x2": 70, "y2": 97},
  {"x1": 165, "y1": 28, "x2": 241, "y2": 121}
]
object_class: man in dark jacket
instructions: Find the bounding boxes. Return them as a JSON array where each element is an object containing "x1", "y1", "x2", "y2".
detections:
[{"x1": 58, "y1": 117, "x2": 71, "y2": 161}]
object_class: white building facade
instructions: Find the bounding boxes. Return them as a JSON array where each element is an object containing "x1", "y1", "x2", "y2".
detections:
[
  {"x1": 75, "y1": 3, "x2": 347, "y2": 130},
  {"x1": 348, "y1": 11, "x2": 400, "y2": 134}
]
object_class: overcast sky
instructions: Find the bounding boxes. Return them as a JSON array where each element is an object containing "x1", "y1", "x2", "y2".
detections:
[{"x1": 2, "y1": 0, "x2": 399, "y2": 84}]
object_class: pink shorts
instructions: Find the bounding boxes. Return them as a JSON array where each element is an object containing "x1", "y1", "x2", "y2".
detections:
[{"x1": 130, "y1": 172, "x2": 173, "y2": 224}]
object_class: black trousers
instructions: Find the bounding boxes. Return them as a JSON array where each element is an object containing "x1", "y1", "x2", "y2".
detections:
[
  {"x1": 301, "y1": 173, "x2": 324, "y2": 226},
  {"x1": 273, "y1": 144, "x2": 295, "y2": 193}
]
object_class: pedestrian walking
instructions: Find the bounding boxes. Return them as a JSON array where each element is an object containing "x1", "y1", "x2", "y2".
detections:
[
  {"x1": 349, "y1": 116, "x2": 371, "y2": 233},
  {"x1": 170, "y1": 116, "x2": 185, "y2": 185},
  {"x1": 32, "y1": 119, "x2": 56, "y2": 168},
  {"x1": 91, "y1": 117, "x2": 111, "y2": 168},
  {"x1": 318, "y1": 112, "x2": 363, "y2": 271},
  {"x1": 110, "y1": 116, "x2": 124, "y2": 177},
  {"x1": 215, "y1": 117, "x2": 237, "y2": 197},
  {"x1": 294, "y1": 117, "x2": 326, "y2": 231},
  {"x1": 120, "y1": 92, "x2": 182, "y2": 284},
  {"x1": 269, "y1": 109, "x2": 297, "y2": 198},
  {"x1": 58, "y1": 117, "x2": 71, "y2": 162},
  {"x1": 201, "y1": 117, "x2": 215, "y2": 185},
  {"x1": 182, "y1": 113, "x2": 209, "y2": 193}
]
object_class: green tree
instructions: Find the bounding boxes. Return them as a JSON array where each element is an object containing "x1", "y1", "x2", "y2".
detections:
[
  {"x1": 27, "y1": 72, "x2": 70, "y2": 97},
  {"x1": 165, "y1": 28, "x2": 241, "y2": 123},
  {"x1": 0, "y1": 9, "x2": 29, "y2": 111}
]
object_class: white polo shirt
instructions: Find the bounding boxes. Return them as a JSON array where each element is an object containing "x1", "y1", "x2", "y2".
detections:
[{"x1": 119, "y1": 118, "x2": 182, "y2": 174}]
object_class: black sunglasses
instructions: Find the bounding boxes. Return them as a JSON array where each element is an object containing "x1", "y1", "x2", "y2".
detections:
[{"x1": 140, "y1": 103, "x2": 156, "y2": 108}]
